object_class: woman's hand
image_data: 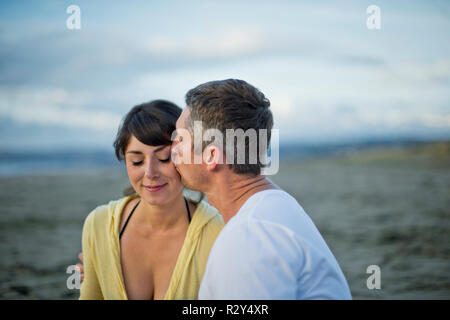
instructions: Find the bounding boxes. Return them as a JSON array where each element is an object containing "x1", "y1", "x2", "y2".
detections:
[{"x1": 76, "y1": 252, "x2": 84, "y2": 281}]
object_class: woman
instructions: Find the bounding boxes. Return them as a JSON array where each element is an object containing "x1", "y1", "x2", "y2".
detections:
[{"x1": 79, "y1": 100, "x2": 224, "y2": 300}]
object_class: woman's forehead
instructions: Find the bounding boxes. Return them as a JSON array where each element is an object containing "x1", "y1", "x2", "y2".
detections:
[{"x1": 126, "y1": 135, "x2": 170, "y2": 153}]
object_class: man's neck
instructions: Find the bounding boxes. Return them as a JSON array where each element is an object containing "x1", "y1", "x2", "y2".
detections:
[{"x1": 205, "y1": 173, "x2": 278, "y2": 224}]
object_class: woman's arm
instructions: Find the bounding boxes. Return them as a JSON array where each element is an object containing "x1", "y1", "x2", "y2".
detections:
[{"x1": 79, "y1": 212, "x2": 103, "y2": 300}]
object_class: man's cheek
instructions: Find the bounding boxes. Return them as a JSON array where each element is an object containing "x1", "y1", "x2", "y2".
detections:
[
  {"x1": 171, "y1": 150, "x2": 179, "y2": 165},
  {"x1": 171, "y1": 146, "x2": 183, "y2": 165}
]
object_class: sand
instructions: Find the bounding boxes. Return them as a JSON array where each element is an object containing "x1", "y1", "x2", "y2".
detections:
[{"x1": 0, "y1": 142, "x2": 449, "y2": 299}]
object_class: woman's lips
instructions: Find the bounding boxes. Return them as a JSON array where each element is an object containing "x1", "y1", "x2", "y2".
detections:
[{"x1": 144, "y1": 183, "x2": 167, "y2": 192}]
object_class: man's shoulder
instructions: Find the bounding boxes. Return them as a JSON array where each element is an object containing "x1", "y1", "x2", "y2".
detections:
[
  {"x1": 220, "y1": 188, "x2": 323, "y2": 253},
  {"x1": 246, "y1": 188, "x2": 299, "y2": 209},
  {"x1": 257, "y1": 188, "x2": 299, "y2": 205},
  {"x1": 220, "y1": 190, "x2": 301, "y2": 242},
  {"x1": 238, "y1": 189, "x2": 307, "y2": 225}
]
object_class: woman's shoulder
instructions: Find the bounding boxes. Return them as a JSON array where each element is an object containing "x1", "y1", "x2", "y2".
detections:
[
  {"x1": 82, "y1": 195, "x2": 137, "y2": 250},
  {"x1": 195, "y1": 201, "x2": 224, "y2": 233},
  {"x1": 188, "y1": 201, "x2": 224, "y2": 260},
  {"x1": 84, "y1": 195, "x2": 136, "y2": 230}
]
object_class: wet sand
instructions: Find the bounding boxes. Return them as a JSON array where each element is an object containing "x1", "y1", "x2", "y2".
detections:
[
  {"x1": 272, "y1": 141, "x2": 450, "y2": 299},
  {"x1": 0, "y1": 142, "x2": 449, "y2": 299}
]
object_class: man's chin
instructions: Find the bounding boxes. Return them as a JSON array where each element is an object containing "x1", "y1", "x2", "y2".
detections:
[{"x1": 174, "y1": 162, "x2": 184, "y2": 174}]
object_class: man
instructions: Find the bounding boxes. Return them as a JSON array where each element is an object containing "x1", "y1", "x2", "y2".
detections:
[
  {"x1": 77, "y1": 79, "x2": 351, "y2": 299},
  {"x1": 171, "y1": 79, "x2": 352, "y2": 299}
]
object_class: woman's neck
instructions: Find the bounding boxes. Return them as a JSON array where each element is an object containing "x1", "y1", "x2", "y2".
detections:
[{"x1": 134, "y1": 193, "x2": 189, "y2": 233}]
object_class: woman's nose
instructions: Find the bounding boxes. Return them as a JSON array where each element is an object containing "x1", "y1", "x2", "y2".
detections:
[{"x1": 145, "y1": 161, "x2": 160, "y2": 179}]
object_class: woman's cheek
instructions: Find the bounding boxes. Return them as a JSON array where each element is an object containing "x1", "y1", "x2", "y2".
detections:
[
  {"x1": 125, "y1": 164, "x2": 133, "y2": 180},
  {"x1": 127, "y1": 165, "x2": 140, "y2": 185},
  {"x1": 166, "y1": 163, "x2": 181, "y2": 180}
]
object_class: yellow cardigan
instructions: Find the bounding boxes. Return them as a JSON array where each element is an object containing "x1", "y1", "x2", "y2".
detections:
[{"x1": 79, "y1": 195, "x2": 224, "y2": 300}]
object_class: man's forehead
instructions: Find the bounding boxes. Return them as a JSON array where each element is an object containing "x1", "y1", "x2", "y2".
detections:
[{"x1": 177, "y1": 107, "x2": 190, "y2": 129}]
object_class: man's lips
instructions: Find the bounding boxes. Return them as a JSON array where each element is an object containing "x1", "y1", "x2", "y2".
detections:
[{"x1": 143, "y1": 183, "x2": 167, "y2": 192}]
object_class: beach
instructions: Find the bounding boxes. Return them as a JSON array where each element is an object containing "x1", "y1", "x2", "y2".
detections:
[{"x1": 0, "y1": 141, "x2": 449, "y2": 299}]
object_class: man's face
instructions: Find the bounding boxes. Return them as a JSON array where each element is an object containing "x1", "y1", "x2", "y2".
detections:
[{"x1": 171, "y1": 107, "x2": 206, "y2": 191}]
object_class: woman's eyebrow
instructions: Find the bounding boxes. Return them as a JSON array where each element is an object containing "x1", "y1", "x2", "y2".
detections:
[
  {"x1": 154, "y1": 145, "x2": 170, "y2": 153},
  {"x1": 126, "y1": 145, "x2": 168, "y2": 155}
]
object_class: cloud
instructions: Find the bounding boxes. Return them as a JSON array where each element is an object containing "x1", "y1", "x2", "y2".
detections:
[
  {"x1": 422, "y1": 113, "x2": 450, "y2": 128},
  {"x1": 0, "y1": 0, "x2": 449, "y2": 149},
  {"x1": 147, "y1": 27, "x2": 264, "y2": 59},
  {"x1": 0, "y1": 87, "x2": 122, "y2": 131}
]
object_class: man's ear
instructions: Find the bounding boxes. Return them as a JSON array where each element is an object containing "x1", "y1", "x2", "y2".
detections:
[{"x1": 203, "y1": 145, "x2": 223, "y2": 171}]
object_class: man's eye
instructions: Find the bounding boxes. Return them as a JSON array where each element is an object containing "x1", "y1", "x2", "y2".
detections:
[
  {"x1": 159, "y1": 157, "x2": 170, "y2": 163},
  {"x1": 132, "y1": 161, "x2": 143, "y2": 166}
]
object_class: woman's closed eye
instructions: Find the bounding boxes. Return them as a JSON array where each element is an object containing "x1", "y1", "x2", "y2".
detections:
[{"x1": 131, "y1": 157, "x2": 169, "y2": 165}]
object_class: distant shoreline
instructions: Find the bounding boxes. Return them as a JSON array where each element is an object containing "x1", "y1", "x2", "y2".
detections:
[{"x1": 0, "y1": 138, "x2": 448, "y2": 177}]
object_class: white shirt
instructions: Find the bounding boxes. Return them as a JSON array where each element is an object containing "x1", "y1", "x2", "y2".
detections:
[{"x1": 199, "y1": 189, "x2": 352, "y2": 299}]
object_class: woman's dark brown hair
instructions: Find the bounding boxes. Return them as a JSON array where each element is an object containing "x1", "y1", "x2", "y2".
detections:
[{"x1": 114, "y1": 99, "x2": 181, "y2": 162}]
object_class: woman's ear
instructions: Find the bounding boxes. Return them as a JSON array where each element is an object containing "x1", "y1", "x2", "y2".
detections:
[{"x1": 203, "y1": 145, "x2": 223, "y2": 171}]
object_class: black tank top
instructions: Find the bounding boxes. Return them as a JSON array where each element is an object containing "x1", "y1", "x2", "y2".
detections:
[{"x1": 119, "y1": 198, "x2": 191, "y2": 240}]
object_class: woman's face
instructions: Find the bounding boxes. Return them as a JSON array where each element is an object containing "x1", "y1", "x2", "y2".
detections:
[{"x1": 125, "y1": 135, "x2": 183, "y2": 206}]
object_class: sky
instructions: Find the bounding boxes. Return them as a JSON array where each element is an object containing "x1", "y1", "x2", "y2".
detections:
[{"x1": 0, "y1": 0, "x2": 449, "y2": 151}]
